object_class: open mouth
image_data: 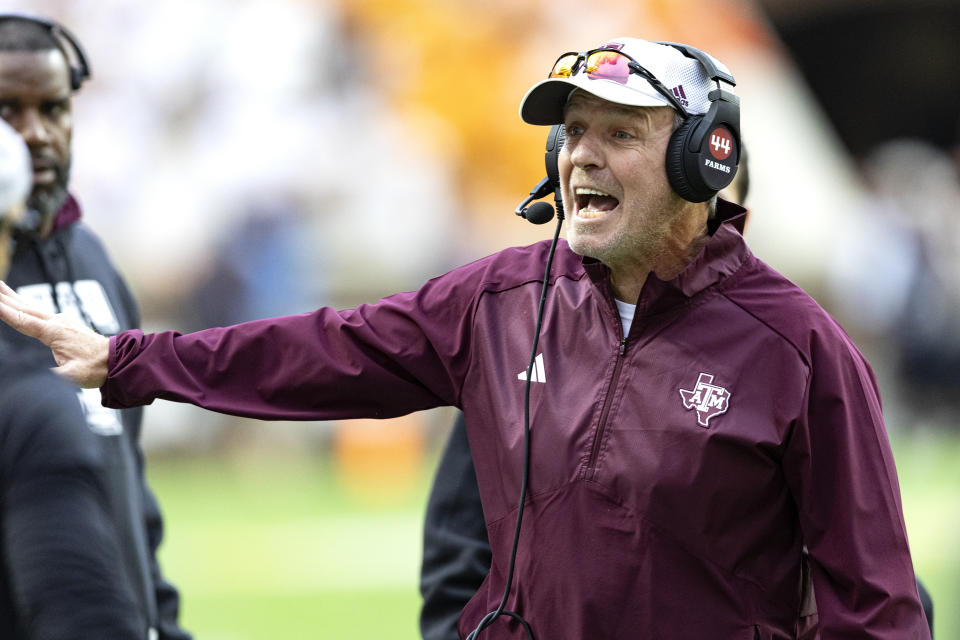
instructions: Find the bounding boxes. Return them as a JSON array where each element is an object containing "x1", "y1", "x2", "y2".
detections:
[
  {"x1": 32, "y1": 168, "x2": 56, "y2": 185},
  {"x1": 31, "y1": 159, "x2": 58, "y2": 186},
  {"x1": 574, "y1": 187, "x2": 619, "y2": 219}
]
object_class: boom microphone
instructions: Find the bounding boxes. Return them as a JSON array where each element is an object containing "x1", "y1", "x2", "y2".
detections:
[
  {"x1": 515, "y1": 176, "x2": 555, "y2": 224},
  {"x1": 520, "y1": 201, "x2": 555, "y2": 225}
]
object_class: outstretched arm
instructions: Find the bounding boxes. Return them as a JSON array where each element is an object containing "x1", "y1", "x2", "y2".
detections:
[
  {"x1": 0, "y1": 280, "x2": 109, "y2": 387},
  {"x1": 7, "y1": 255, "x2": 479, "y2": 420}
]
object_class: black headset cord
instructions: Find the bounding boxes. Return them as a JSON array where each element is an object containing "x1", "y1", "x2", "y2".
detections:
[{"x1": 466, "y1": 208, "x2": 564, "y2": 640}]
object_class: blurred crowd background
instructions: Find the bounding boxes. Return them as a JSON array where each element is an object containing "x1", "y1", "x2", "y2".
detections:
[{"x1": 3, "y1": 0, "x2": 958, "y2": 637}]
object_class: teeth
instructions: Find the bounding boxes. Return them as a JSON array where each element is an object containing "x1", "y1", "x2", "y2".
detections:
[
  {"x1": 575, "y1": 187, "x2": 612, "y2": 197},
  {"x1": 578, "y1": 210, "x2": 606, "y2": 219},
  {"x1": 574, "y1": 187, "x2": 616, "y2": 218}
]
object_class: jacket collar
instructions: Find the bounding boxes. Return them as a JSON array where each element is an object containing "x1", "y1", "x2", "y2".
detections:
[
  {"x1": 49, "y1": 193, "x2": 82, "y2": 235},
  {"x1": 582, "y1": 198, "x2": 751, "y2": 316}
]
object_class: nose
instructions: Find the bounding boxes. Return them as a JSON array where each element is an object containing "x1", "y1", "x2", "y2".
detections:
[
  {"x1": 567, "y1": 131, "x2": 605, "y2": 170},
  {"x1": 16, "y1": 108, "x2": 51, "y2": 147}
]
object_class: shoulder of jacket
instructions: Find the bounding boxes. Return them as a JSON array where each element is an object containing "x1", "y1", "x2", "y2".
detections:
[
  {"x1": 456, "y1": 239, "x2": 584, "y2": 293},
  {"x1": 721, "y1": 257, "x2": 851, "y2": 364},
  {"x1": 58, "y1": 222, "x2": 108, "y2": 251}
]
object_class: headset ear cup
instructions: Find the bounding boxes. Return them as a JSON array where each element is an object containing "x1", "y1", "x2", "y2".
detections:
[
  {"x1": 544, "y1": 124, "x2": 564, "y2": 189},
  {"x1": 666, "y1": 117, "x2": 703, "y2": 202},
  {"x1": 545, "y1": 124, "x2": 566, "y2": 217}
]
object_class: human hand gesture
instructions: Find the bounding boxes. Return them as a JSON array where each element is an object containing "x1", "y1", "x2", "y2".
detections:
[{"x1": 0, "y1": 280, "x2": 109, "y2": 388}]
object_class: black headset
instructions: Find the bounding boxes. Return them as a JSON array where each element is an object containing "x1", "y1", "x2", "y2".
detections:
[
  {"x1": 658, "y1": 41, "x2": 740, "y2": 203},
  {"x1": 0, "y1": 13, "x2": 91, "y2": 91},
  {"x1": 517, "y1": 41, "x2": 740, "y2": 217},
  {"x1": 515, "y1": 124, "x2": 566, "y2": 224}
]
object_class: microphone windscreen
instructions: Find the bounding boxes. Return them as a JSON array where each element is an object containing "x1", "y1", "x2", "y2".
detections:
[{"x1": 523, "y1": 201, "x2": 555, "y2": 225}]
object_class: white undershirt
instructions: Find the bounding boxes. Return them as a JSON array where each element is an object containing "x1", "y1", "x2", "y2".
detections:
[{"x1": 615, "y1": 299, "x2": 636, "y2": 337}]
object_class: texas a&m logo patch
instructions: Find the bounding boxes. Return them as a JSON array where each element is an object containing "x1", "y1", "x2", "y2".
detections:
[{"x1": 679, "y1": 373, "x2": 730, "y2": 427}]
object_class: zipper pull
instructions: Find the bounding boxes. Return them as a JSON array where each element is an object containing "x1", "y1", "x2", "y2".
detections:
[{"x1": 619, "y1": 338, "x2": 627, "y2": 356}]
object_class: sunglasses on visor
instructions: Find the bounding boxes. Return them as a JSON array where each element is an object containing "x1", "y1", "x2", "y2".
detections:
[{"x1": 549, "y1": 48, "x2": 691, "y2": 118}]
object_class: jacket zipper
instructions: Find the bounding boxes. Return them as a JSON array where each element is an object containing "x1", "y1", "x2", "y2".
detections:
[{"x1": 587, "y1": 336, "x2": 627, "y2": 472}]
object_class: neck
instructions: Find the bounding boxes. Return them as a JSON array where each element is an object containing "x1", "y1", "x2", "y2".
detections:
[
  {"x1": 609, "y1": 269, "x2": 647, "y2": 304},
  {"x1": 33, "y1": 191, "x2": 71, "y2": 239},
  {"x1": 608, "y1": 205, "x2": 710, "y2": 303}
]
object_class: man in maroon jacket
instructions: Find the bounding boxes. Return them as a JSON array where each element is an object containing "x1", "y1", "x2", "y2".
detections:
[{"x1": 0, "y1": 36, "x2": 930, "y2": 639}]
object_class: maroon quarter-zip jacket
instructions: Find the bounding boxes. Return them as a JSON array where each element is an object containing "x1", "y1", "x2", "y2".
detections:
[{"x1": 103, "y1": 202, "x2": 929, "y2": 639}]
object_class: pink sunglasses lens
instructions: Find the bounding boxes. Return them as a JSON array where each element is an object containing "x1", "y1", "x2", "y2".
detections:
[{"x1": 584, "y1": 51, "x2": 631, "y2": 84}]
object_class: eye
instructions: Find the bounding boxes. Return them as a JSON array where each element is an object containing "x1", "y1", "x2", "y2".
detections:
[
  {"x1": 614, "y1": 130, "x2": 633, "y2": 140},
  {"x1": 0, "y1": 101, "x2": 17, "y2": 121},
  {"x1": 564, "y1": 124, "x2": 584, "y2": 137},
  {"x1": 42, "y1": 99, "x2": 69, "y2": 118}
]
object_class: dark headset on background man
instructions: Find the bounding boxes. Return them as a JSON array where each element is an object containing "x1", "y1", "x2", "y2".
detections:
[{"x1": 0, "y1": 13, "x2": 90, "y2": 91}]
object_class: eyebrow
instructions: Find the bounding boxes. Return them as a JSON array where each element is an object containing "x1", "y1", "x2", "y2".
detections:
[
  {"x1": 564, "y1": 105, "x2": 659, "y2": 134},
  {"x1": 565, "y1": 96, "x2": 661, "y2": 120}
]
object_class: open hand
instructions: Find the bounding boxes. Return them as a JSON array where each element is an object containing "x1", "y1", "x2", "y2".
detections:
[{"x1": 0, "y1": 280, "x2": 109, "y2": 388}]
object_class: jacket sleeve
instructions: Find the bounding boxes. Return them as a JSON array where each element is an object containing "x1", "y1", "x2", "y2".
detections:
[
  {"x1": 420, "y1": 413, "x2": 491, "y2": 640},
  {"x1": 782, "y1": 328, "x2": 930, "y2": 638},
  {"x1": 102, "y1": 265, "x2": 480, "y2": 419},
  {"x1": 1, "y1": 376, "x2": 144, "y2": 639}
]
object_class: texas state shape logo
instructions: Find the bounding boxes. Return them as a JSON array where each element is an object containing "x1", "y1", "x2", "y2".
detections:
[{"x1": 679, "y1": 373, "x2": 731, "y2": 427}]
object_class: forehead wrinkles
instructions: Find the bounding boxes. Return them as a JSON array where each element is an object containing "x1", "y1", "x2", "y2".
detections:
[{"x1": 0, "y1": 50, "x2": 71, "y2": 98}]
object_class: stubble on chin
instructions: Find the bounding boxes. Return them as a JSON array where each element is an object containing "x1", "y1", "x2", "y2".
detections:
[
  {"x1": 565, "y1": 223, "x2": 608, "y2": 261},
  {"x1": 566, "y1": 203, "x2": 674, "y2": 269},
  {"x1": 29, "y1": 179, "x2": 69, "y2": 226}
]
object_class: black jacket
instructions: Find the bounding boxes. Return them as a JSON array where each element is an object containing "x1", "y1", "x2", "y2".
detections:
[
  {"x1": 420, "y1": 413, "x2": 490, "y2": 640},
  {"x1": 0, "y1": 195, "x2": 189, "y2": 640},
  {"x1": 0, "y1": 346, "x2": 145, "y2": 638}
]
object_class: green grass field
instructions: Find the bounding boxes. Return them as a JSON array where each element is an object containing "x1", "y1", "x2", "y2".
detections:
[
  {"x1": 147, "y1": 428, "x2": 960, "y2": 639},
  {"x1": 891, "y1": 428, "x2": 960, "y2": 639},
  {"x1": 148, "y1": 451, "x2": 428, "y2": 639}
]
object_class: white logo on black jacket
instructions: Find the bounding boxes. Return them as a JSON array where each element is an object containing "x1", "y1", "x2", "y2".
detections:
[{"x1": 18, "y1": 281, "x2": 123, "y2": 435}]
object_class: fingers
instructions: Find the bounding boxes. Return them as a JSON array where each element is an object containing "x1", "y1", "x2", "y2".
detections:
[
  {"x1": 0, "y1": 285, "x2": 52, "y2": 321},
  {"x1": 0, "y1": 283, "x2": 64, "y2": 344},
  {"x1": 0, "y1": 280, "x2": 109, "y2": 388},
  {"x1": 0, "y1": 281, "x2": 42, "y2": 313},
  {"x1": 0, "y1": 297, "x2": 53, "y2": 341},
  {"x1": 0, "y1": 288, "x2": 74, "y2": 345}
]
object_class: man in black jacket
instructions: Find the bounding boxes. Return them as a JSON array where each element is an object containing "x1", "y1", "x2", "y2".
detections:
[
  {"x1": 0, "y1": 113, "x2": 146, "y2": 638},
  {"x1": 0, "y1": 14, "x2": 190, "y2": 640}
]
